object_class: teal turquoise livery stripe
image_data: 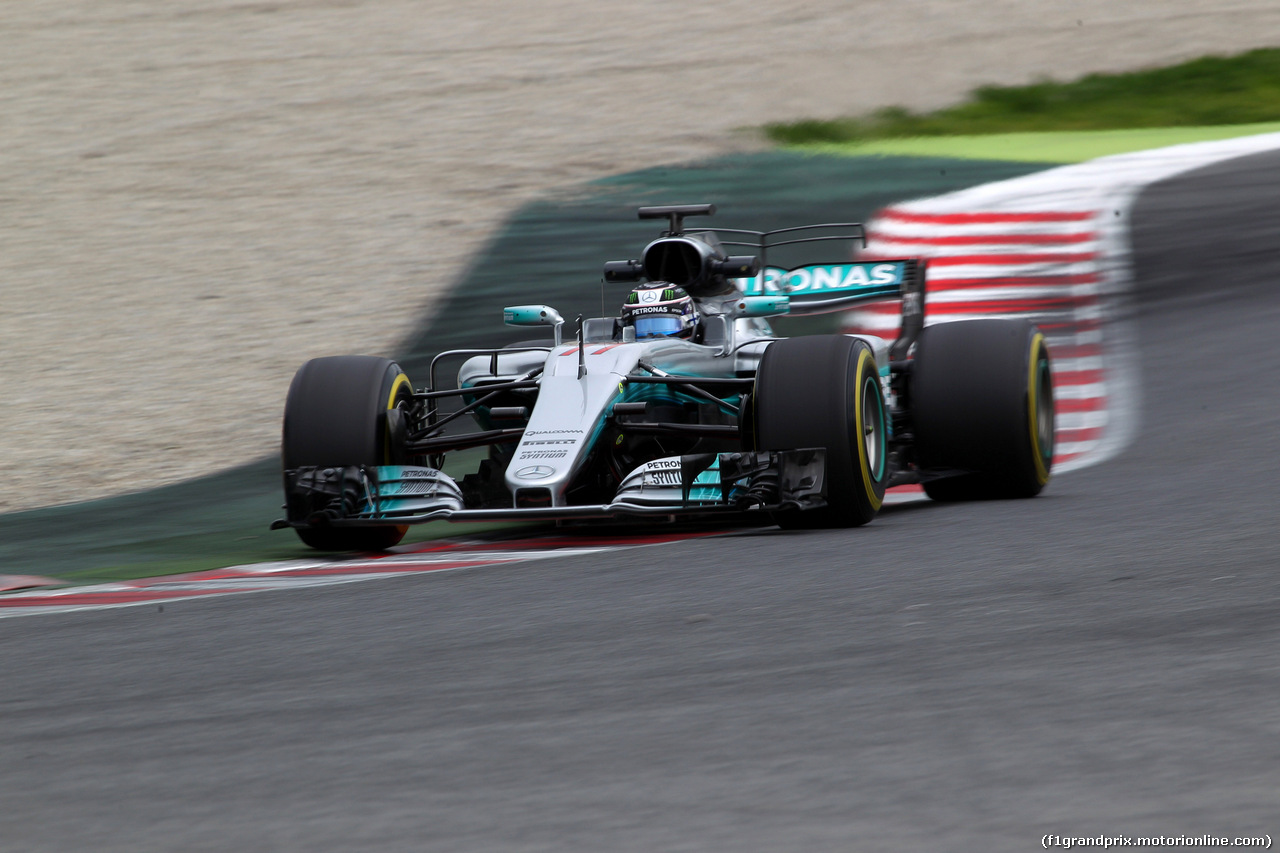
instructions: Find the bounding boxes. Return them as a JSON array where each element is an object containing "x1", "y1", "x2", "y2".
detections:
[
  {"x1": 735, "y1": 261, "x2": 906, "y2": 297},
  {"x1": 689, "y1": 458, "x2": 724, "y2": 502}
]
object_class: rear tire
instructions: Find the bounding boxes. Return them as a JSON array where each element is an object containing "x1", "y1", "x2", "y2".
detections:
[
  {"x1": 912, "y1": 319, "x2": 1054, "y2": 501},
  {"x1": 754, "y1": 335, "x2": 888, "y2": 528},
  {"x1": 282, "y1": 355, "x2": 415, "y2": 551}
]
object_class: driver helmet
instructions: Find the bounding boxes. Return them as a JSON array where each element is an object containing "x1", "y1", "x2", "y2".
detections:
[{"x1": 622, "y1": 283, "x2": 699, "y2": 339}]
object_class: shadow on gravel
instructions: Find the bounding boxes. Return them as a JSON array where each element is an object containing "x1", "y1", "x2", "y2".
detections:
[{"x1": 0, "y1": 153, "x2": 1053, "y2": 582}]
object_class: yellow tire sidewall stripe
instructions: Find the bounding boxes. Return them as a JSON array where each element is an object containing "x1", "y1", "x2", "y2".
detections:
[
  {"x1": 386, "y1": 372, "x2": 412, "y2": 411},
  {"x1": 854, "y1": 348, "x2": 884, "y2": 511},
  {"x1": 1026, "y1": 334, "x2": 1051, "y2": 486},
  {"x1": 385, "y1": 370, "x2": 413, "y2": 533}
]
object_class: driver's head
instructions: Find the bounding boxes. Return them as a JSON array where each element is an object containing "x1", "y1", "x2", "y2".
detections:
[{"x1": 621, "y1": 283, "x2": 698, "y2": 339}]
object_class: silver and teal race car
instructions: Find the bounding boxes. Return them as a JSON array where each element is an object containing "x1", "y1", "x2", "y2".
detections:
[{"x1": 274, "y1": 204, "x2": 1054, "y2": 551}]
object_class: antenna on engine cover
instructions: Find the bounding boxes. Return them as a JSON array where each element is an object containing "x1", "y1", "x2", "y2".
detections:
[{"x1": 638, "y1": 204, "x2": 716, "y2": 236}]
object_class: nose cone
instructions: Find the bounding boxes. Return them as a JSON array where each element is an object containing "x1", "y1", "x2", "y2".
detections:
[{"x1": 502, "y1": 344, "x2": 642, "y2": 505}]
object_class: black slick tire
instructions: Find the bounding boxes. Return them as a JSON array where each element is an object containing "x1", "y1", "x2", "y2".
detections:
[
  {"x1": 754, "y1": 335, "x2": 888, "y2": 528},
  {"x1": 282, "y1": 355, "x2": 415, "y2": 551},
  {"x1": 911, "y1": 319, "x2": 1054, "y2": 501}
]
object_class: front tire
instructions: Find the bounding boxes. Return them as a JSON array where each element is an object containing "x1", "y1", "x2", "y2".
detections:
[
  {"x1": 754, "y1": 335, "x2": 888, "y2": 528},
  {"x1": 282, "y1": 355, "x2": 415, "y2": 551},
  {"x1": 912, "y1": 319, "x2": 1054, "y2": 501}
]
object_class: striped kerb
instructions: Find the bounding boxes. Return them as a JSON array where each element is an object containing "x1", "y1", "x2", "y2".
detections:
[{"x1": 847, "y1": 205, "x2": 1109, "y2": 490}]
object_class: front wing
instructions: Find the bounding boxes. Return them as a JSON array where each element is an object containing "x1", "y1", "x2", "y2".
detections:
[{"x1": 272, "y1": 450, "x2": 826, "y2": 530}]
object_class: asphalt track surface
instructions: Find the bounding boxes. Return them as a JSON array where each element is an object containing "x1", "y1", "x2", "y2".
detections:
[{"x1": 4, "y1": 153, "x2": 1280, "y2": 850}]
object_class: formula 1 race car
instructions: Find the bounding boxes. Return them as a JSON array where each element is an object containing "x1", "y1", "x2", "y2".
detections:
[{"x1": 273, "y1": 204, "x2": 1054, "y2": 551}]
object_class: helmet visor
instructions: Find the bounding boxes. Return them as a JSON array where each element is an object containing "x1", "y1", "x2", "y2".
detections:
[{"x1": 633, "y1": 315, "x2": 685, "y2": 338}]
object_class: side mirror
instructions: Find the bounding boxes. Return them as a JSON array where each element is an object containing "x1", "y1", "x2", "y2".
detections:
[
  {"x1": 503, "y1": 304, "x2": 565, "y2": 345},
  {"x1": 732, "y1": 295, "x2": 790, "y2": 318}
]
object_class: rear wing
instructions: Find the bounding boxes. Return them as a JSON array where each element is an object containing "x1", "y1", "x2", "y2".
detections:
[
  {"x1": 610, "y1": 209, "x2": 927, "y2": 355},
  {"x1": 730, "y1": 255, "x2": 925, "y2": 352},
  {"x1": 734, "y1": 257, "x2": 924, "y2": 309},
  {"x1": 704, "y1": 219, "x2": 923, "y2": 308}
]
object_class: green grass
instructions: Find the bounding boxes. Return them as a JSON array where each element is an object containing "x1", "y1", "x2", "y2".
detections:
[
  {"x1": 766, "y1": 48, "x2": 1280, "y2": 145},
  {"x1": 794, "y1": 122, "x2": 1280, "y2": 164}
]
